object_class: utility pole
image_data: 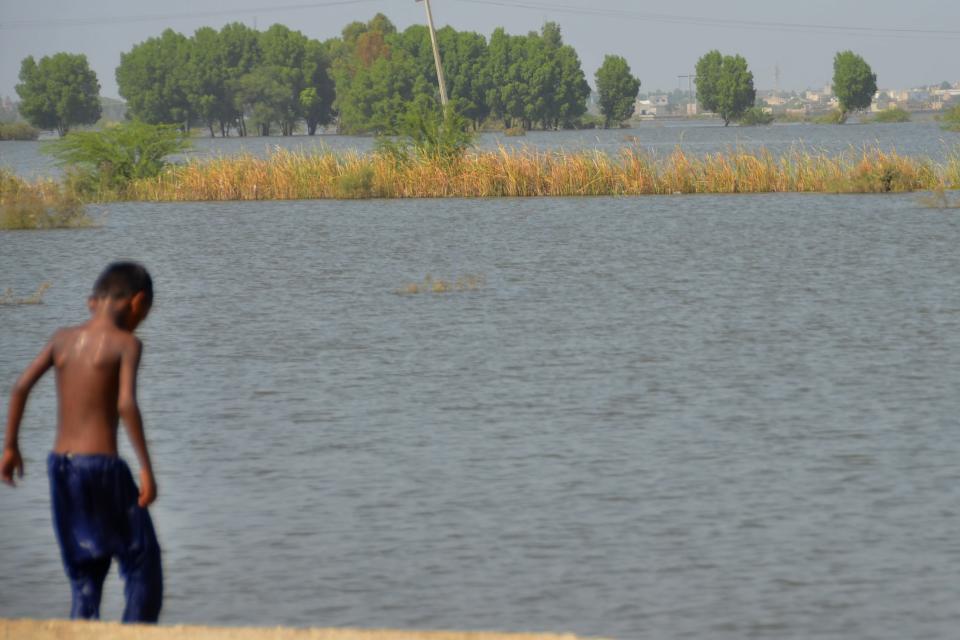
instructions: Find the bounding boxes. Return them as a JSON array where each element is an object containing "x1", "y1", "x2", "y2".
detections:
[
  {"x1": 416, "y1": 0, "x2": 449, "y2": 107},
  {"x1": 678, "y1": 74, "x2": 696, "y2": 114}
]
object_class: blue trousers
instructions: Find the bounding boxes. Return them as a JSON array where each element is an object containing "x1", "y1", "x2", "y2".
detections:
[{"x1": 48, "y1": 453, "x2": 163, "y2": 622}]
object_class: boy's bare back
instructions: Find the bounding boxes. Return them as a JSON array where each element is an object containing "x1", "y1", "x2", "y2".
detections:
[{"x1": 49, "y1": 322, "x2": 142, "y2": 456}]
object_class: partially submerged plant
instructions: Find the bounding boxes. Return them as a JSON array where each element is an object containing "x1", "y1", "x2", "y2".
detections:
[
  {"x1": 0, "y1": 169, "x2": 92, "y2": 230},
  {"x1": 396, "y1": 274, "x2": 486, "y2": 295},
  {"x1": 376, "y1": 98, "x2": 475, "y2": 165},
  {"x1": 0, "y1": 282, "x2": 52, "y2": 305},
  {"x1": 918, "y1": 186, "x2": 960, "y2": 209}
]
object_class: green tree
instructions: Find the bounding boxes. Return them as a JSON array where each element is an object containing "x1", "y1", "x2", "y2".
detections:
[
  {"x1": 595, "y1": 55, "x2": 641, "y2": 128},
  {"x1": 695, "y1": 51, "x2": 755, "y2": 125},
  {"x1": 16, "y1": 53, "x2": 101, "y2": 136},
  {"x1": 183, "y1": 27, "x2": 231, "y2": 137},
  {"x1": 233, "y1": 67, "x2": 290, "y2": 136},
  {"x1": 218, "y1": 22, "x2": 263, "y2": 136},
  {"x1": 833, "y1": 51, "x2": 877, "y2": 119},
  {"x1": 300, "y1": 39, "x2": 335, "y2": 135},
  {"x1": 116, "y1": 29, "x2": 193, "y2": 128},
  {"x1": 694, "y1": 50, "x2": 723, "y2": 114},
  {"x1": 331, "y1": 15, "x2": 431, "y2": 134}
]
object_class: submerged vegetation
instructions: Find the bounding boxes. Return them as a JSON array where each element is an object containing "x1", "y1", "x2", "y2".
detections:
[
  {"x1": 942, "y1": 105, "x2": 960, "y2": 132},
  {"x1": 123, "y1": 145, "x2": 959, "y2": 200},
  {"x1": 918, "y1": 186, "x2": 960, "y2": 209},
  {"x1": 396, "y1": 274, "x2": 486, "y2": 295},
  {"x1": 869, "y1": 107, "x2": 911, "y2": 124},
  {"x1": 0, "y1": 169, "x2": 92, "y2": 230},
  {"x1": 0, "y1": 123, "x2": 40, "y2": 141},
  {"x1": 738, "y1": 107, "x2": 775, "y2": 126},
  {"x1": 0, "y1": 282, "x2": 52, "y2": 305}
]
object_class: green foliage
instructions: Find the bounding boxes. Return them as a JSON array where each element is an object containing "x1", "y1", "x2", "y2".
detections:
[
  {"x1": 376, "y1": 98, "x2": 475, "y2": 163},
  {"x1": 116, "y1": 29, "x2": 193, "y2": 127},
  {"x1": 738, "y1": 106, "x2": 774, "y2": 126},
  {"x1": 0, "y1": 123, "x2": 40, "y2": 140},
  {"x1": 114, "y1": 16, "x2": 594, "y2": 136},
  {"x1": 334, "y1": 165, "x2": 376, "y2": 198},
  {"x1": 43, "y1": 121, "x2": 190, "y2": 194},
  {"x1": 16, "y1": 53, "x2": 101, "y2": 136},
  {"x1": 595, "y1": 55, "x2": 641, "y2": 128},
  {"x1": 870, "y1": 107, "x2": 911, "y2": 123},
  {"x1": 813, "y1": 109, "x2": 847, "y2": 124},
  {"x1": 833, "y1": 51, "x2": 877, "y2": 117},
  {"x1": 694, "y1": 51, "x2": 723, "y2": 113},
  {"x1": 941, "y1": 105, "x2": 960, "y2": 132},
  {"x1": 117, "y1": 22, "x2": 334, "y2": 137},
  {"x1": 695, "y1": 51, "x2": 755, "y2": 126}
]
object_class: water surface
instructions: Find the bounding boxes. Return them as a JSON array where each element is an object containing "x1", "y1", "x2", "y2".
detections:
[{"x1": 1, "y1": 194, "x2": 959, "y2": 639}]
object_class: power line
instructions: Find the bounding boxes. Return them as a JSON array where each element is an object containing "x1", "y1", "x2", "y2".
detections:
[
  {"x1": 455, "y1": 0, "x2": 960, "y2": 40},
  {"x1": 0, "y1": 0, "x2": 381, "y2": 30}
]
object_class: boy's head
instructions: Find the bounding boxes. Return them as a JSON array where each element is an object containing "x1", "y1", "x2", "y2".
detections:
[{"x1": 91, "y1": 262, "x2": 153, "y2": 329}]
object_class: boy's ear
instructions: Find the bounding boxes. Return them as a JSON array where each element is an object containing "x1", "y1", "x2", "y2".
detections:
[
  {"x1": 130, "y1": 291, "x2": 150, "y2": 319},
  {"x1": 87, "y1": 296, "x2": 96, "y2": 313}
]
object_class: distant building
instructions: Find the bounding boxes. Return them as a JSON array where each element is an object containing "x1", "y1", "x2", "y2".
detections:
[{"x1": 634, "y1": 99, "x2": 658, "y2": 119}]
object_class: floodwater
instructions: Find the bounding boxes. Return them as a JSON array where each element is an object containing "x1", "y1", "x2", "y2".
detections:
[
  {"x1": 2, "y1": 120, "x2": 958, "y2": 179},
  {"x1": 1, "y1": 193, "x2": 959, "y2": 639}
]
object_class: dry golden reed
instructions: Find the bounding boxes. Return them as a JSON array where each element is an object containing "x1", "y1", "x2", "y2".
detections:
[
  {"x1": 396, "y1": 274, "x2": 486, "y2": 295},
  {"x1": 113, "y1": 145, "x2": 960, "y2": 202},
  {"x1": 0, "y1": 169, "x2": 91, "y2": 230}
]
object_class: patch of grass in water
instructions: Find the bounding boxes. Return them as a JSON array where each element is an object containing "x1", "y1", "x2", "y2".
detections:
[
  {"x1": 0, "y1": 169, "x2": 93, "y2": 230},
  {"x1": 396, "y1": 274, "x2": 486, "y2": 295},
  {"x1": 0, "y1": 282, "x2": 52, "y2": 305}
]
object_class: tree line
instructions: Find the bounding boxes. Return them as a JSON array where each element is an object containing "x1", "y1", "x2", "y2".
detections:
[
  {"x1": 15, "y1": 15, "x2": 642, "y2": 137},
  {"x1": 14, "y1": 12, "x2": 880, "y2": 137}
]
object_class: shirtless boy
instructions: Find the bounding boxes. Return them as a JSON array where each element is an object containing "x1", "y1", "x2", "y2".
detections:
[{"x1": 2, "y1": 262, "x2": 162, "y2": 622}]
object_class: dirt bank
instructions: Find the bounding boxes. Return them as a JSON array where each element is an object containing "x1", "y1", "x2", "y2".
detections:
[{"x1": 0, "y1": 619, "x2": 597, "y2": 640}]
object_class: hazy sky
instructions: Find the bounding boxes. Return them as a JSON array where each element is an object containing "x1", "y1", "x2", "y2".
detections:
[{"x1": 2, "y1": 0, "x2": 958, "y2": 100}]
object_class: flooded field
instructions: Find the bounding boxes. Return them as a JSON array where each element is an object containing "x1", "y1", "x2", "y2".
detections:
[{"x1": 1, "y1": 192, "x2": 959, "y2": 639}]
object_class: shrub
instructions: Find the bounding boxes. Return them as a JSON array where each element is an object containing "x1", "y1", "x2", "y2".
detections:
[
  {"x1": 0, "y1": 123, "x2": 40, "y2": 140},
  {"x1": 334, "y1": 166, "x2": 376, "y2": 199},
  {"x1": 942, "y1": 105, "x2": 960, "y2": 132},
  {"x1": 376, "y1": 99, "x2": 475, "y2": 164},
  {"x1": 738, "y1": 107, "x2": 774, "y2": 126},
  {"x1": 813, "y1": 110, "x2": 847, "y2": 124},
  {"x1": 43, "y1": 121, "x2": 189, "y2": 196},
  {"x1": 869, "y1": 107, "x2": 911, "y2": 123}
]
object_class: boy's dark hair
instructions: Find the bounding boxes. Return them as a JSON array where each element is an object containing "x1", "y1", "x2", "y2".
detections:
[{"x1": 92, "y1": 262, "x2": 153, "y2": 305}]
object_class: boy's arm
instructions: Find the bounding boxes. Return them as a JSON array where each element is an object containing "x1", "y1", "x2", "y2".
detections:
[
  {"x1": 118, "y1": 337, "x2": 157, "y2": 508},
  {"x1": 2, "y1": 339, "x2": 55, "y2": 486}
]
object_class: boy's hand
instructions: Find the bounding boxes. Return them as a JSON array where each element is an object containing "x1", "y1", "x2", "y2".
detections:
[
  {"x1": 1, "y1": 447, "x2": 24, "y2": 487},
  {"x1": 138, "y1": 468, "x2": 157, "y2": 508}
]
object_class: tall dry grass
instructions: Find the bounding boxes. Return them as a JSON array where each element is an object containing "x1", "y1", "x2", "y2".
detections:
[
  {"x1": 0, "y1": 169, "x2": 92, "y2": 230},
  {"x1": 92, "y1": 145, "x2": 960, "y2": 202}
]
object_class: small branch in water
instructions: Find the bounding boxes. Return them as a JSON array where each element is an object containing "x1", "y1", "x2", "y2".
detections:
[
  {"x1": 0, "y1": 282, "x2": 52, "y2": 305},
  {"x1": 396, "y1": 274, "x2": 485, "y2": 295}
]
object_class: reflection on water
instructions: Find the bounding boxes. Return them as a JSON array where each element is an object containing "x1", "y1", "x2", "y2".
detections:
[
  {"x1": 3, "y1": 121, "x2": 958, "y2": 179},
  {"x1": 1, "y1": 194, "x2": 959, "y2": 639}
]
